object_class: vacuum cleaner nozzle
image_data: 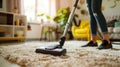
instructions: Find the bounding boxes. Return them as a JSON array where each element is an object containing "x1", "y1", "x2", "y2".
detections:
[
  {"x1": 35, "y1": 37, "x2": 66, "y2": 56},
  {"x1": 35, "y1": 47, "x2": 66, "y2": 56}
]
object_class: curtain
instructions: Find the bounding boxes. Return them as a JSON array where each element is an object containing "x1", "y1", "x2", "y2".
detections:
[
  {"x1": 49, "y1": 0, "x2": 59, "y2": 17},
  {"x1": 55, "y1": 0, "x2": 60, "y2": 11}
]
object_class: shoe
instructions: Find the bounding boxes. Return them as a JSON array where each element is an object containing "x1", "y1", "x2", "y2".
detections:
[
  {"x1": 98, "y1": 40, "x2": 112, "y2": 50},
  {"x1": 81, "y1": 41, "x2": 98, "y2": 47}
]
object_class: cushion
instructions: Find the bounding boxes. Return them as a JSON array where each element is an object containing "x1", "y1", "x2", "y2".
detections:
[
  {"x1": 75, "y1": 29, "x2": 88, "y2": 34},
  {"x1": 113, "y1": 27, "x2": 120, "y2": 33},
  {"x1": 80, "y1": 20, "x2": 90, "y2": 28},
  {"x1": 114, "y1": 22, "x2": 120, "y2": 27},
  {"x1": 108, "y1": 27, "x2": 113, "y2": 33}
]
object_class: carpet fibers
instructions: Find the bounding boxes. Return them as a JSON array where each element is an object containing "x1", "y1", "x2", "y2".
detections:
[{"x1": 0, "y1": 41, "x2": 120, "y2": 67}]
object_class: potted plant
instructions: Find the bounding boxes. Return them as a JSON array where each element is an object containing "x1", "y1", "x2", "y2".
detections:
[
  {"x1": 53, "y1": 6, "x2": 83, "y2": 31},
  {"x1": 53, "y1": 7, "x2": 71, "y2": 32}
]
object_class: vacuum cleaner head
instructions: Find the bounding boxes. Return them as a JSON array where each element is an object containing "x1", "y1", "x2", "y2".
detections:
[{"x1": 35, "y1": 46, "x2": 66, "y2": 56}]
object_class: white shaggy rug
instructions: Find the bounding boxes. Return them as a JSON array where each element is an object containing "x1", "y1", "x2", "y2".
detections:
[{"x1": 0, "y1": 41, "x2": 120, "y2": 67}]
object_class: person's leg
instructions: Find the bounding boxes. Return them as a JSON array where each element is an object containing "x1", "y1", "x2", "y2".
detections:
[
  {"x1": 86, "y1": 0, "x2": 98, "y2": 42},
  {"x1": 82, "y1": 0, "x2": 98, "y2": 47},
  {"x1": 92, "y1": 0, "x2": 112, "y2": 49}
]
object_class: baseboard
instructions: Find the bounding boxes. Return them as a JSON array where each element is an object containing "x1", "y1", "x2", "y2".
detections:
[{"x1": 26, "y1": 38, "x2": 40, "y2": 41}]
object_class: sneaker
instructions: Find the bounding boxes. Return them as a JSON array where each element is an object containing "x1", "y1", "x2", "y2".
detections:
[
  {"x1": 98, "y1": 40, "x2": 112, "y2": 50},
  {"x1": 81, "y1": 41, "x2": 98, "y2": 47}
]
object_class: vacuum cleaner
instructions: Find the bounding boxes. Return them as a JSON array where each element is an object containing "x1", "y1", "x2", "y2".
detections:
[
  {"x1": 35, "y1": 0, "x2": 79, "y2": 56},
  {"x1": 35, "y1": 0, "x2": 103, "y2": 56}
]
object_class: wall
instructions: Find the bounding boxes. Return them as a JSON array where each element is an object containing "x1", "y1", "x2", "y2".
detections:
[
  {"x1": 102, "y1": 0, "x2": 120, "y2": 21},
  {"x1": 59, "y1": 0, "x2": 120, "y2": 20},
  {"x1": 102, "y1": 0, "x2": 120, "y2": 16},
  {"x1": 60, "y1": 0, "x2": 74, "y2": 8},
  {"x1": 59, "y1": 0, "x2": 89, "y2": 20}
]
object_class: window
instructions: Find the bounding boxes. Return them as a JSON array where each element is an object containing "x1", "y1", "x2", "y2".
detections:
[{"x1": 23, "y1": 0, "x2": 55, "y2": 23}]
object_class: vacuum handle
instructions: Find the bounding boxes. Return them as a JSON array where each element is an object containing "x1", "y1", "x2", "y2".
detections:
[{"x1": 74, "y1": 0, "x2": 79, "y2": 7}]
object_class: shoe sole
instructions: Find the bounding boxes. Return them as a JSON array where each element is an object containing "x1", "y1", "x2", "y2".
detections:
[{"x1": 97, "y1": 47, "x2": 112, "y2": 50}]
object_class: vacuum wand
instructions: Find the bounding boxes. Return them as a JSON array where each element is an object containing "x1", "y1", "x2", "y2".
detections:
[{"x1": 59, "y1": 0, "x2": 79, "y2": 47}]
